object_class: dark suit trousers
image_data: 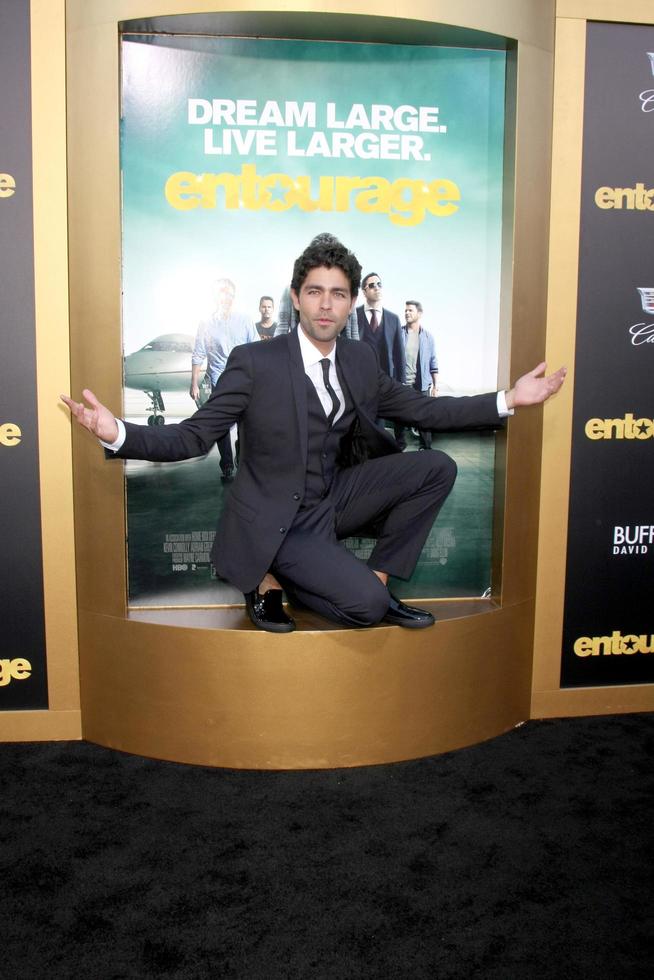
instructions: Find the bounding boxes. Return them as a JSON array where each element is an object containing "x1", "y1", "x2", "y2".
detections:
[
  {"x1": 272, "y1": 450, "x2": 457, "y2": 627},
  {"x1": 217, "y1": 431, "x2": 234, "y2": 474}
]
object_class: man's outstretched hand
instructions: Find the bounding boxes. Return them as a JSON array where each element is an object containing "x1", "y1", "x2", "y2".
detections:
[
  {"x1": 505, "y1": 362, "x2": 567, "y2": 410},
  {"x1": 60, "y1": 389, "x2": 119, "y2": 443}
]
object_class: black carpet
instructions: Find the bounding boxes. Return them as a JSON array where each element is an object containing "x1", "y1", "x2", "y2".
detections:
[{"x1": 1, "y1": 714, "x2": 653, "y2": 979}]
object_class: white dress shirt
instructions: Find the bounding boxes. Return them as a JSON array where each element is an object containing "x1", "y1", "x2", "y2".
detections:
[
  {"x1": 296, "y1": 326, "x2": 345, "y2": 424},
  {"x1": 364, "y1": 305, "x2": 383, "y2": 327}
]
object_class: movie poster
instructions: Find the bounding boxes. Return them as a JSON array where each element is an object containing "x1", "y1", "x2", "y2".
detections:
[{"x1": 120, "y1": 35, "x2": 506, "y2": 606}]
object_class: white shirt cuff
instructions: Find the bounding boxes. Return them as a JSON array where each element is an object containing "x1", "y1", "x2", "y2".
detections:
[
  {"x1": 100, "y1": 418, "x2": 126, "y2": 451},
  {"x1": 496, "y1": 391, "x2": 514, "y2": 417}
]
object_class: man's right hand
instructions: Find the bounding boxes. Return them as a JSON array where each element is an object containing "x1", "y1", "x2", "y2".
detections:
[
  {"x1": 189, "y1": 381, "x2": 200, "y2": 401},
  {"x1": 60, "y1": 389, "x2": 119, "y2": 443}
]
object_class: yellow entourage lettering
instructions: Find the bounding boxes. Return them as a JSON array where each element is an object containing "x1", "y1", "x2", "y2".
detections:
[
  {"x1": 164, "y1": 164, "x2": 461, "y2": 228},
  {"x1": 0, "y1": 173, "x2": 16, "y2": 198},
  {"x1": 594, "y1": 183, "x2": 654, "y2": 210},
  {"x1": 585, "y1": 414, "x2": 654, "y2": 440},
  {"x1": 0, "y1": 658, "x2": 32, "y2": 687},
  {"x1": 0, "y1": 422, "x2": 22, "y2": 446},
  {"x1": 574, "y1": 632, "x2": 654, "y2": 657}
]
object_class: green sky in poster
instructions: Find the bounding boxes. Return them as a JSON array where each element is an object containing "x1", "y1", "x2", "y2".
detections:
[{"x1": 121, "y1": 36, "x2": 505, "y2": 396}]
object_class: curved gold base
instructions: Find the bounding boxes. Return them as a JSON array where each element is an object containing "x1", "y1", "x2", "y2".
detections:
[{"x1": 80, "y1": 601, "x2": 533, "y2": 769}]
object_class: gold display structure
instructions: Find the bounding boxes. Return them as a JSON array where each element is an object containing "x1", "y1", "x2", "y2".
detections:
[{"x1": 67, "y1": 1, "x2": 554, "y2": 768}]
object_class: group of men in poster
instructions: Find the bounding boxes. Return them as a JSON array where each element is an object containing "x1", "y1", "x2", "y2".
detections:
[{"x1": 191, "y1": 266, "x2": 440, "y2": 481}]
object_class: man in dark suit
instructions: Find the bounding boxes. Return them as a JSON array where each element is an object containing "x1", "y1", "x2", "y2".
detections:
[
  {"x1": 356, "y1": 272, "x2": 405, "y2": 384},
  {"x1": 62, "y1": 235, "x2": 566, "y2": 633},
  {"x1": 356, "y1": 272, "x2": 408, "y2": 447}
]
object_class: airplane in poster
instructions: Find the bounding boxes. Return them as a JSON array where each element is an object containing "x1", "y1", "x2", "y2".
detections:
[{"x1": 123, "y1": 333, "x2": 203, "y2": 425}]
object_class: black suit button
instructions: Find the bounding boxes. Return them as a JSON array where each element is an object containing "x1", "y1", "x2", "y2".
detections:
[
  {"x1": 279, "y1": 527, "x2": 287, "y2": 534},
  {"x1": 293, "y1": 492, "x2": 300, "y2": 500}
]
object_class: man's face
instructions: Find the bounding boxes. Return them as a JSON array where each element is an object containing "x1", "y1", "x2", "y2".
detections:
[
  {"x1": 215, "y1": 280, "x2": 235, "y2": 316},
  {"x1": 405, "y1": 304, "x2": 420, "y2": 326},
  {"x1": 362, "y1": 276, "x2": 382, "y2": 305},
  {"x1": 259, "y1": 299, "x2": 274, "y2": 321},
  {"x1": 291, "y1": 266, "x2": 355, "y2": 353}
]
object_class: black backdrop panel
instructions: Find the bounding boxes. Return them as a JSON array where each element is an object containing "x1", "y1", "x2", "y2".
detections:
[
  {"x1": 561, "y1": 22, "x2": 654, "y2": 688},
  {"x1": 0, "y1": 0, "x2": 48, "y2": 709}
]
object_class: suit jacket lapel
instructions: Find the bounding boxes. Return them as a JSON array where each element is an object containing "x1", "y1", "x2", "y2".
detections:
[
  {"x1": 286, "y1": 328, "x2": 308, "y2": 464},
  {"x1": 382, "y1": 311, "x2": 394, "y2": 354},
  {"x1": 337, "y1": 336, "x2": 403, "y2": 460},
  {"x1": 335, "y1": 337, "x2": 361, "y2": 410}
]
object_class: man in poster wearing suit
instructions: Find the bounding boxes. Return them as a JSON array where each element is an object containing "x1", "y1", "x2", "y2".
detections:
[
  {"x1": 62, "y1": 235, "x2": 565, "y2": 634},
  {"x1": 356, "y1": 271, "x2": 409, "y2": 447},
  {"x1": 356, "y1": 272, "x2": 405, "y2": 385}
]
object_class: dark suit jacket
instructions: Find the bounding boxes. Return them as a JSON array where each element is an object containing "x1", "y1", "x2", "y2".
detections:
[
  {"x1": 115, "y1": 330, "x2": 502, "y2": 592},
  {"x1": 356, "y1": 306, "x2": 405, "y2": 383}
]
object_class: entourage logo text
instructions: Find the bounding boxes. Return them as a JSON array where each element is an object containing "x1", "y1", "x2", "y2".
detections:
[
  {"x1": 0, "y1": 422, "x2": 22, "y2": 447},
  {"x1": 0, "y1": 173, "x2": 16, "y2": 199},
  {"x1": 165, "y1": 163, "x2": 461, "y2": 228},
  {"x1": 585, "y1": 414, "x2": 654, "y2": 439},
  {"x1": 574, "y1": 631, "x2": 654, "y2": 657},
  {"x1": 0, "y1": 658, "x2": 32, "y2": 687},
  {"x1": 594, "y1": 183, "x2": 654, "y2": 210}
]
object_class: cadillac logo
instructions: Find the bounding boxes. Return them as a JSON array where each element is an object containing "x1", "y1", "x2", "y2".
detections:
[
  {"x1": 637, "y1": 287, "x2": 654, "y2": 315},
  {"x1": 640, "y1": 54, "x2": 654, "y2": 111}
]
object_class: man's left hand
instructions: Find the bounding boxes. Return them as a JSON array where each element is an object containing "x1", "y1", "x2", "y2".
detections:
[{"x1": 505, "y1": 362, "x2": 567, "y2": 410}]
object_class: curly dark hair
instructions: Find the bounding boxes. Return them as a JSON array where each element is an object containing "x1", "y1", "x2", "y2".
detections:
[{"x1": 290, "y1": 233, "x2": 362, "y2": 297}]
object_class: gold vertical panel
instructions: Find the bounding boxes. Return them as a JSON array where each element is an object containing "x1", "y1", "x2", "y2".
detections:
[
  {"x1": 66, "y1": 9, "x2": 126, "y2": 620},
  {"x1": 499, "y1": 40, "x2": 554, "y2": 611},
  {"x1": 557, "y1": 0, "x2": 654, "y2": 24},
  {"x1": 532, "y1": 17, "x2": 586, "y2": 703},
  {"x1": 67, "y1": 0, "x2": 557, "y2": 767},
  {"x1": 28, "y1": 0, "x2": 80, "y2": 733}
]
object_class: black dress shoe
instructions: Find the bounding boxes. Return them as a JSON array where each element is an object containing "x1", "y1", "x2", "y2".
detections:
[
  {"x1": 244, "y1": 588, "x2": 296, "y2": 633},
  {"x1": 382, "y1": 593, "x2": 435, "y2": 629}
]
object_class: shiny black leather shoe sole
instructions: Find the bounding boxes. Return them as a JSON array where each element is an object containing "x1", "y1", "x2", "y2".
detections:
[
  {"x1": 244, "y1": 589, "x2": 296, "y2": 633},
  {"x1": 382, "y1": 595, "x2": 435, "y2": 629}
]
